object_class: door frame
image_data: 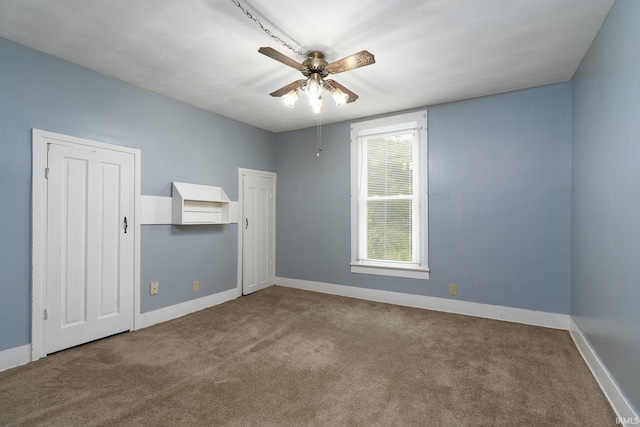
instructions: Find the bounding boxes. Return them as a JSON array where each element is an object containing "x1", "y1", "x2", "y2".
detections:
[
  {"x1": 31, "y1": 129, "x2": 141, "y2": 361},
  {"x1": 236, "y1": 168, "x2": 277, "y2": 297}
]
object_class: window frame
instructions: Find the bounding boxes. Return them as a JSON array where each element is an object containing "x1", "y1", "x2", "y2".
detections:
[{"x1": 350, "y1": 110, "x2": 429, "y2": 280}]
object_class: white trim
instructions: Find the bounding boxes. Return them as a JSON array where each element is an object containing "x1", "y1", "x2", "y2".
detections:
[
  {"x1": 132, "y1": 143, "x2": 142, "y2": 333},
  {"x1": 136, "y1": 288, "x2": 237, "y2": 330},
  {"x1": 569, "y1": 319, "x2": 638, "y2": 425},
  {"x1": 350, "y1": 264, "x2": 430, "y2": 280},
  {"x1": 237, "y1": 168, "x2": 277, "y2": 297},
  {"x1": 276, "y1": 277, "x2": 570, "y2": 330},
  {"x1": 351, "y1": 111, "x2": 426, "y2": 135},
  {"x1": 31, "y1": 129, "x2": 142, "y2": 361},
  {"x1": 31, "y1": 132, "x2": 47, "y2": 361},
  {"x1": 0, "y1": 344, "x2": 31, "y2": 373}
]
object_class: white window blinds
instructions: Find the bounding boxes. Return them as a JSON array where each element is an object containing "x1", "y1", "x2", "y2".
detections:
[{"x1": 362, "y1": 130, "x2": 417, "y2": 263}]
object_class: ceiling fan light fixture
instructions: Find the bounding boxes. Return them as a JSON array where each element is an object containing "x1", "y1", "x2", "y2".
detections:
[
  {"x1": 310, "y1": 96, "x2": 324, "y2": 114},
  {"x1": 282, "y1": 89, "x2": 299, "y2": 108},
  {"x1": 258, "y1": 46, "x2": 374, "y2": 115},
  {"x1": 331, "y1": 87, "x2": 349, "y2": 106},
  {"x1": 305, "y1": 74, "x2": 322, "y2": 99}
]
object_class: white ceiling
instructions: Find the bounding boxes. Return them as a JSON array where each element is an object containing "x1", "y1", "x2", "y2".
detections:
[{"x1": 0, "y1": 0, "x2": 615, "y2": 133}]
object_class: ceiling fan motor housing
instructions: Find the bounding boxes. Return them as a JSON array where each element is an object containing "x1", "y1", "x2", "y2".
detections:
[{"x1": 302, "y1": 52, "x2": 329, "y2": 78}]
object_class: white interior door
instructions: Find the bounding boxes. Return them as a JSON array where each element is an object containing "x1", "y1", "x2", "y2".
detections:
[
  {"x1": 242, "y1": 172, "x2": 275, "y2": 295},
  {"x1": 46, "y1": 142, "x2": 134, "y2": 354}
]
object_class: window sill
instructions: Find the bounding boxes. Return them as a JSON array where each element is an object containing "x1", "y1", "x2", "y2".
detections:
[{"x1": 350, "y1": 264, "x2": 430, "y2": 280}]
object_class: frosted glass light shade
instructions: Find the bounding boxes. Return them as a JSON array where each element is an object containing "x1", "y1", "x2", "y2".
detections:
[
  {"x1": 331, "y1": 87, "x2": 349, "y2": 106},
  {"x1": 310, "y1": 96, "x2": 324, "y2": 113},
  {"x1": 305, "y1": 74, "x2": 322, "y2": 99},
  {"x1": 282, "y1": 89, "x2": 299, "y2": 108}
]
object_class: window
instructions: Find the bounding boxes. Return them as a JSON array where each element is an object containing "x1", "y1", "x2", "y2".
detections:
[{"x1": 350, "y1": 111, "x2": 429, "y2": 279}]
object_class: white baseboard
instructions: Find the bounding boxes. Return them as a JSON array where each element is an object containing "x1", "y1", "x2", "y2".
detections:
[
  {"x1": 0, "y1": 344, "x2": 31, "y2": 373},
  {"x1": 276, "y1": 277, "x2": 570, "y2": 330},
  {"x1": 136, "y1": 288, "x2": 237, "y2": 330},
  {"x1": 569, "y1": 319, "x2": 638, "y2": 425}
]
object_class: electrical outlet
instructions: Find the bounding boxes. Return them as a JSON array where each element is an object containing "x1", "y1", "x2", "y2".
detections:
[
  {"x1": 150, "y1": 281, "x2": 159, "y2": 295},
  {"x1": 450, "y1": 284, "x2": 457, "y2": 296},
  {"x1": 193, "y1": 280, "x2": 199, "y2": 292}
]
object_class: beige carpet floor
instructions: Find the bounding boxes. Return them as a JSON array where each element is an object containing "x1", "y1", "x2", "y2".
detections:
[{"x1": 0, "y1": 286, "x2": 616, "y2": 426}]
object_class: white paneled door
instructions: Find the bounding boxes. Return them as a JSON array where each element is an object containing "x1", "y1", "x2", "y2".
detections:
[
  {"x1": 242, "y1": 172, "x2": 275, "y2": 295},
  {"x1": 46, "y1": 142, "x2": 134, "y2": 354}
]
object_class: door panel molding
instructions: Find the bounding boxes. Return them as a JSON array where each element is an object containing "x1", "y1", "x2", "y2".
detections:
[
  {"x1": 237, "y1": 168, "x2": 276, "y2": 297},
  {"x1": 31, "y1": 129, "x2": 141, "y2": 361}
]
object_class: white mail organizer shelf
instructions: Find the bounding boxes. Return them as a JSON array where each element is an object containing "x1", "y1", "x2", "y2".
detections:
[{"x1": 172, "y1": 182, "x2": 230, "y2": 225}]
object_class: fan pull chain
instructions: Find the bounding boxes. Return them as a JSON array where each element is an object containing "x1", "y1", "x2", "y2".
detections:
[
  {"x1": 316, "y1": 113, "x2": 322, "y2": 158},
  {"x1": 230, "y1": 0, "x2": 306, "y2": 57}
]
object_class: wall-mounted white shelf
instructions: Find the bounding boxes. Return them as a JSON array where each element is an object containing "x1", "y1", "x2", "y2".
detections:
[
  {"x1": 172, "y1": 182, "x2": 230, "y2": 225},
  {"x1": 141, "y1": 196, "x2": 173, "y2": 224}
]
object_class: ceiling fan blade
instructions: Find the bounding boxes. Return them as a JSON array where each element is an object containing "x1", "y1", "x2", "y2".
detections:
[
  {"x1": 258, "y1": 47, "x2": 306, "y2": 71},
  {"x1": 324, "y1": 80, "x2": 359, "y2": 103},
  {"x1": 269, "y1": 80, "x2": 306, "y2": 97},
  {"x1": 326, "y1": 50, "x2": 375, "y2": 74}
]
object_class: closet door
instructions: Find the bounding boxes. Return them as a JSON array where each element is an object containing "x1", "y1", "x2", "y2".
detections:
[
  {"x1": 46, "y1": 142, "x2": 134, "y2": 353},
  {"x1": 242, "y1": 172, "x2": 275, "y2": 295}
]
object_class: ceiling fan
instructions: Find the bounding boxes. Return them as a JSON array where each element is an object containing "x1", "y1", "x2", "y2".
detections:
[{"x1": 258, "y1": 46, "x2": 375, "y2": 113}]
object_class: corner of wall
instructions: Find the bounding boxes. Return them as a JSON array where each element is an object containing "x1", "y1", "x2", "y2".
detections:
[{"x1": 569, "y1": 318, "x2": 638, "y2": 423}]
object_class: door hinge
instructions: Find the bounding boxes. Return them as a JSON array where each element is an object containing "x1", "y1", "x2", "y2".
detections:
[
  {"x1": 45, "y1": 168, "x2": 50, "y2": 179},
  {"x1": 43, "y1": 309, "x2": 48, "y2": 320}
]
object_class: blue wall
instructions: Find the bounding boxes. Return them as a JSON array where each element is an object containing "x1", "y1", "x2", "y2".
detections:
[
  {"x1": 571, "y1": 0, "x2": 640, "y2": 414},
  {"x1": 0, "y1": 37, "x2": 276, "y2": 351},
  {"x1": 276, "y1": 83, "x2": 572, "y2": 314}
]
